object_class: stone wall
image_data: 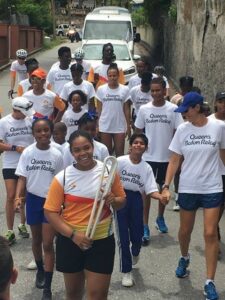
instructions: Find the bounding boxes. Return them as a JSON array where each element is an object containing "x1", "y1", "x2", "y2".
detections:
[{"x1": 163, "y1": 0, "x2": 225, "y2": 103}]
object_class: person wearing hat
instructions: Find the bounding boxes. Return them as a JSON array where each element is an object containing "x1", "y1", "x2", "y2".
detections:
[
  {"x1": 23, "y1": 68, "x2": 65, "y2": 122},
  {"x1": 0, "y1": 97, "x2": 34, "y2": 245},
  {"x1": 162, "y1": 92, "x2": 225, "y2": 300},
  {"x1": 73, "y1": 47, "x2": 91, "y2": 80},
  {"x1": 8, "y1": 49, "x2": 28, "y2": 99},
  {"x1": 208, "y1": 91, "x2": 225, "y2": 257}
]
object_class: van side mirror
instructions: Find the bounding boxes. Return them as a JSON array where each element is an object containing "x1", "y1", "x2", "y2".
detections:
[{"x1": 134, "y1": 33, "x2": 141, "y2": 43}]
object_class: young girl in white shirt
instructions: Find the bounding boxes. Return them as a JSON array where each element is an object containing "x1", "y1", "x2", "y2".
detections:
[
  {"x1": 15, "y1": 119, "x2": 63, "y2": 300},
  {"x1": 116, "y1": 133, "x2": 168, "y2": 287}
]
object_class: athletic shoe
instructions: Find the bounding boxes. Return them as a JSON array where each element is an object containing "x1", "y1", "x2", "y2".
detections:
[
  {"x1": 175, "y1": 257, "x2": 190, "y2": 278},
  {"x1": 173, "y1": 201, "x2": 180, "y2": 211},
  {"x1": 35, "y1": 270, "x2": 45, "y2": 289},
  {"x1": 132, "y1": 255, "x2": 139, "y2": 266},
  {"x1": 204, "y1": 281, "x2": 218, "y2": 300},
  {"x1": 27, "y1": 259, "x2": 37, "y2": 270},
  {"x1": 142, "y1": 225, "x2": 150, "y2": 246},
  {"x1": 18, "y1": 224, "x2": 29, "y2": 238},
  {"x1": 5, "y1": 230, "x2": 16, "y2": 246},
  {"x1": 41, "y1": 289, "x2": 52, "y2": 300},
  {"x1": 155, "y1": 216, "x2": 168, "y2": 233},
  {"x1": 122, "y1": 272, "x2": 134, "y2": 287}
]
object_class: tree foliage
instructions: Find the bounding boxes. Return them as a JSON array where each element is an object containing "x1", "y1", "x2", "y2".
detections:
[{"x1": 144, "y1": 0, "x2": 171, "y2": 28}]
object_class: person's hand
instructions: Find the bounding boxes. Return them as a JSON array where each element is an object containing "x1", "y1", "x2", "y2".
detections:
[
  {"x1": 8, "y1": 90, "x2": 14, "y2": 99},
  {"x1": 161, "y1": 189, "x2": 171, "y2": 205},
  {"x1": 72, "y1": 231, "x2": 93, "y2": 250},
  {"x1": 14, "y1": 197, "x2": 25, "y2": 211},
  {"x1": 126, "y1": 126, "x2": 131, "y2": 140},
  {"x1": 16, "y1": 146, "x2": 25, "y2": 154},
  {"x1": 104, "y1": 192, "x2": 116, "y2": 207}
]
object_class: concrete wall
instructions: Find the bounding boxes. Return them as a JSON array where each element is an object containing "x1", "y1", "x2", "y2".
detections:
[{"x1": 163, "y1": 0, "x2": 225, "y2": 103}]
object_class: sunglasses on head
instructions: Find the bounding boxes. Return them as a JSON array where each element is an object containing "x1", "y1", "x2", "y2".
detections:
[
  {"x1": 30, "y1": 76, "x2": 42, "y2": 81},
  {"x1": 14, "y1": 102, "x2": 33, "y2": 111}
]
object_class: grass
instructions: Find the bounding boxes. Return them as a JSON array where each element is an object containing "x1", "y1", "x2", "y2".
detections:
[{"x1": 43, "y1": 36, "x2": 66, "y2": 50}]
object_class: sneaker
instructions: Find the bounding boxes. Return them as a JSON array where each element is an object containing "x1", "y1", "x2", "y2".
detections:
[
  {"x1": 35, "y1": 270, "x2": 45, "y2": 289},
  {"x1": 142, "y1": 225, "x2": 150, "y2": 246},
  {"x1": 132, "y1": 255, "x2": 139, "y2": 266},
  {"x1": 155, "y1": 216, "x2": 168, "y2": 233},
  {"x1": 173, "y1": 201, "x2": 180, "y2": 211},
  {"x1": 5, "y1": 230, "x2": 16, "y2": 246},
  {"x1": 41, "y1": 289, "x2": 52, "y2": 300},
  {"x1": 18, "y1": 224, "x2": 29, "y2": 238},
  {"x1": 175, "y1": 257, "x2": 190, "y2": 278},
  {"x1": 204, "y1": 281, "x2": 218, "y2": 300},
  {"x1": 27, "y1": 259, "x2": 37, "y2": 270},
  {"x1": 122, "y1": 272, "x2": 134, "y2": 287}
]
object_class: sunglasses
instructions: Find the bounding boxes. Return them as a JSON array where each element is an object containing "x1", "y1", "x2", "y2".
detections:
[
  {"x1": 14, "y1": 102, "x2": 33, "y2": 111},
  {"x1": 18, "y1": 57, "x2": 26, "y2": 60},
  {"x1": 30, "y1": 76, "x2": 43, "y2": 82}
]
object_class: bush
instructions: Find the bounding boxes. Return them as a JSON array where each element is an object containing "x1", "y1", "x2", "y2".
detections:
[{"x1": 168, "y1": 4, "x2": 177, "y2": 23}]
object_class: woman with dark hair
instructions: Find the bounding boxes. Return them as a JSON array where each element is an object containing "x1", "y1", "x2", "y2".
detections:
[
  {"x1": 96, "y1": 63, "x2": 131, "y2": 157},
  {"x1": 162, "y1": 92, "x2": 225, "y2": 300},
  {"x1": 88, "y1": 43, "x2": 125, "y2": 90},
  {"x1": 44, "y1": 130, "x2": 126, "y2": 300}
]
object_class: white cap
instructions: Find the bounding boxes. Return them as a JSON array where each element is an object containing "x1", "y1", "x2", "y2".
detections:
[{"x1": 12, "y1": 97, "x2": 35, "y2": 117}]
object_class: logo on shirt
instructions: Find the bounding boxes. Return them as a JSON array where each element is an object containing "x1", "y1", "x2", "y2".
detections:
[
  {"x1": 121, "y1": 169, "x2": 144, "y2": 188},
  {"x1": 146, "y1": 113, "x2": 171, "y2": 125},
  {"x1": 184, "y1": 134, "x2": 216, "y2": 147}
]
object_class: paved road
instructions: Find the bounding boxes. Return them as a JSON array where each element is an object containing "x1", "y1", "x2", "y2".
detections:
[{"x1": 0, "y1": 41, "x2": 225, "y2": 300}]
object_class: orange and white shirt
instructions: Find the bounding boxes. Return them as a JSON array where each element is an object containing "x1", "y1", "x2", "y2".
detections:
[
  {"x1": 23, "y1": 89, "x2": 65, "y2": 119},
  {"x1": 45, "y1": 160, "x2": 125, "y2": 240},
  {"x1": 10, "y1": 60, "x2": 27, "y2": 83},
  {"x1": 88, "y1": 63, "x2": 125, "y2": 90}
]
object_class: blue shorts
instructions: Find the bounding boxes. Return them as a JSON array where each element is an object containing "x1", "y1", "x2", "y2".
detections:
[
  {"x1": 178, "y1": 193, "x2": 224, "y2": 211},
  {"x1": 26, "y1": 192, "x2": 48, "y2": 225}
]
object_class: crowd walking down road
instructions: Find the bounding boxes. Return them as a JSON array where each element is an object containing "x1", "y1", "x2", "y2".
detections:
[{"x1": 0, "y1": 40, "x2": 225, "y2": 300}]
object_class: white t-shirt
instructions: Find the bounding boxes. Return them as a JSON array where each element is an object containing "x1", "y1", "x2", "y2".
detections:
[
  {"x1": 15, "y1": 143, "x2": 63, "y2": 197},
  {"x1": 117, "y1": 155, "x2": 158, "y2": 194},
  {"x1": 10, "y1": 60, "x2": 27, "y2": 83},
  {"x1": 71, "y1": 61, "x2": 91, "y2": 80},
  {"x1": 135, "y1": 101, "x2": 183, "y2": 162},
  {"x1": 96, "y1": 84, "x2": 130, "y2": 133},
  {"x1": 62, "y1": 108, "x2": 87, "y2": 140},
  {"x1": 60, "y1": 80, "x2": 95, "y2": 110},
  {"x1": 0, "y1": 115, "x2": 33, "y2": 168},
  {"x1": 128, "y1": 73, "x2": 158, "y2": 90},
  {"x1": 18, "y1": 78, "x2": 31, "y2": 95},
  {"x1": 63, "y1": 140, "x2": 109, "y2": 168},
  {"x1": 23, "y1": 89, "x2": 58, "y2": 118},
  {"x1": 169, "y1": 118, "x2": 225, "y2": 193},
  {"x1": 130, "y1": 84, "x2": 153, "y2": 115},
  {"x1": 46, "y1": 65, "x2": 72, "y2": 95}
]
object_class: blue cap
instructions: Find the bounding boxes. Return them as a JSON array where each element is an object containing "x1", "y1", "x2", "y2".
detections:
[{"x1": 174, "y1": 92, "x2": 204, "y2": 113}]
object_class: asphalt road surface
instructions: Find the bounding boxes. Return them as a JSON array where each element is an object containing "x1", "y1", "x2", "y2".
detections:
[{"x1": 0, "y1": 40, "x2": 224, "y2": 300}]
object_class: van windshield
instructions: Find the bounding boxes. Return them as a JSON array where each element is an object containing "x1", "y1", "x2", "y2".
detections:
[{"x1": 83, "y1": 21, "x2": 132, "y2": 41}]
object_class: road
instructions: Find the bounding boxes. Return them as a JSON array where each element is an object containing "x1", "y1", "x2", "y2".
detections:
[{"x1": 0, "y1": 40, "x2": 225, "y2": 300}]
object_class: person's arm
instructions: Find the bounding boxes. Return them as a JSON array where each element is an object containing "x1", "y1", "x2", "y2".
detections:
[
  {"x1": 53, "y1": 97, "x2": 66, "y2": 123},
  {"x1": 14, "y1": 176, "x2": 26, "y2": 210},
  {"x1": 220, "y1": 149, "x2": 225, "y2": 165},
  {"x1": 123, "y1": 101, "x2": 131, "y2": 139},
  {"x1": 149, "y1": 191, "x2": 169, "y2": 206},
  {"x1": 88, "y1": 96, "x2": 96, "y2": 113},
  {"x1": 10, "y1": 71, "x2": 16, "y2": 91},
  {"x1": 96, "y1": 99, "x2": 102, "y2": 119},
  {"x1": 110, "y1": 173, "x2": 126, "y2": 210},
  {"x1": 0, "y1": 140, "x2": 24, "y2": 153}
]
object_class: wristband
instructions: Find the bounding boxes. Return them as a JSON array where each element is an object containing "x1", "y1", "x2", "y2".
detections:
[
  {"x1": 69, "y1": 229, "x2": 76, "y2": 240},
  {"x1": 11, "y1": 145, "x2": 17, "y2": 151},
  {"x1": 162, "y1": 184, "x2": 169, "y2": 190}
]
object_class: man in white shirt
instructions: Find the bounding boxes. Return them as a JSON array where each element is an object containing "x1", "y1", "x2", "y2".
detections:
[{"x1": 135, "y1": 77, "x2": 183, "y2": 243}]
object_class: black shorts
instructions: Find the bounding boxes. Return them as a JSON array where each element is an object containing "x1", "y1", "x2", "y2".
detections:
[
  {"x1": 146, "y1": 161, "x2": 168, "y2": 186},
  {"x1": 56, "y1": 234, "x2": 115, "y2": 274},
  {"x1": 2, "y1": 169, "x2": 18, "y2": 180}
]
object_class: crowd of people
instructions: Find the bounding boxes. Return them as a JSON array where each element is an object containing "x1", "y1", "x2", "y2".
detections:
[{"x1": 0, "y1": 43, "x2": 224, "y2": 300}]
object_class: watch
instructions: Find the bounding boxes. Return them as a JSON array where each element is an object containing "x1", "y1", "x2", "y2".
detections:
[{"x1": 162, "y1": 184, "x2": 169, "y2": 190}]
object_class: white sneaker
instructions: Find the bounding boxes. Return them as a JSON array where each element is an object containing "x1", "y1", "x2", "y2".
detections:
[
  {"x1": 132, "y1": 255, "x2": 139, "y2": 266},
  {"x1": 122, "y1": 272, "x2": 134, "y2": 287},
  {"x1": 173, "y1": 201, "x2": 180, "y2": 211},
  {"x1": 27, "y1": 259, "x2": 37, "y2": 270}
]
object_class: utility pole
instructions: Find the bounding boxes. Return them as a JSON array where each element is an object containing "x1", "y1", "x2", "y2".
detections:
[{"x1": 51, "y1": 0, "x2": 56, "y2": 39}]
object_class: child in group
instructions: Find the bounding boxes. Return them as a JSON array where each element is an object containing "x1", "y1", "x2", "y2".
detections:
[
  {"x1": 15, "y1": 119, "x2": 63, "y2": 300},
  {"x1": 0, "y1": 236, "x2": 18, "y2": 300},
  {"x1": 62, "y1": 90, "x2": 87, "y2": 140},
  {"x1": 153, "y1": 66, "x2": 170, "y2": 100},
  {"x1": 116, "y1": 133, "x2": 168, "y2": 287},
  {"x1": 63, "y1": 112, "x2": 109, "y2": 168},
  {"x1": 52, "y1": 122, "x2": 69, "y2": 153}
]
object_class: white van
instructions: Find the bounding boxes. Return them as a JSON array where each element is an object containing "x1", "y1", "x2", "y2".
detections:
[{"x1": 82, "y1": 6, "x2": 135, "y2": 52}]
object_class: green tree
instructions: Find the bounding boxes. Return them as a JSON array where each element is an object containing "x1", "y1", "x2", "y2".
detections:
[{"x1": 144, "y1": 0, "x2": 171, "y2": 28}]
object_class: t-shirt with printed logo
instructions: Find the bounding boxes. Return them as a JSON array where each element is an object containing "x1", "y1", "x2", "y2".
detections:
[
  {"x1": 62, "y1": 107, "x2": 87, "y2": 140},
  {"x1": 135, "y1": 101, "x2": 183, "y2": 162},
  {"x1": 169, "y1": 118, "x2": 225, "y2": 193},
  {"x1": 47, "y1": 65, "x2": 72, "y2": 95},
  {"x1": 0, "y1": 114, "x2": 33, "y2": 168},
  {"x1": 96, "y1": 83, "x2": 130, "y2": 133},
  {"x1": 117, "y1": 155, "x2": 158, "y2": 194},
  {"x1": 10, "y1": 60, "x2": 27, "y2": 83},
  {"x1": 129, "y1": 84, "x2": 153, "y2": 115},
  {"x1": 16, "y1": 143, "x2": 63, "y2": 198}
]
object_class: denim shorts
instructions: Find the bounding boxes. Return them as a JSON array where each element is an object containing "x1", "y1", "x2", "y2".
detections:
[
  {"x1": 26, "y1": 192, "x2": 48, "y2": 225},
  {"x1": 178, "y1": 192, "x2": 224, "y2": 211}
]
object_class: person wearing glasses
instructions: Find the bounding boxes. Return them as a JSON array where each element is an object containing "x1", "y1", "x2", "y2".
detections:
[
  {"x1": 8, "y1": 49, "x2": 28, "y2": 99},
  {"x1": 0, "y1": 97, "x2": 34, "y2": 245},
  {"x1": 23, "y1": 68, "x2": 65, "y2": 122},
  {"x1": 162, "y1": 92, "x2": 225, "y2": 300}
]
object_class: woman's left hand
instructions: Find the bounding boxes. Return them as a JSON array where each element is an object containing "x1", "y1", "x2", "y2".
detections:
[{"x1": 104, "y1": 192, "x2": 115, "y2": 207}]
